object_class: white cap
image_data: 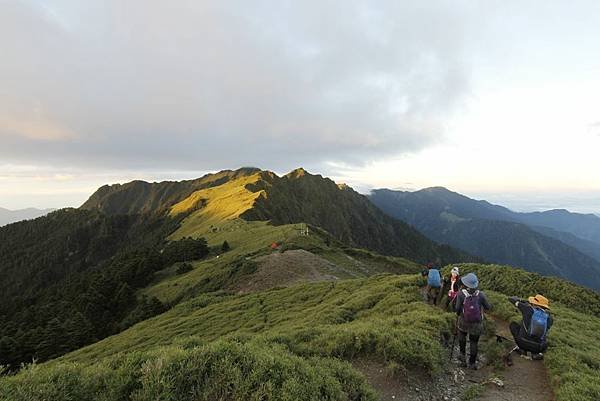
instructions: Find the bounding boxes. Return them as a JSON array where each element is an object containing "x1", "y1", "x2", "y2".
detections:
[{"x1": 451, "y1": 266, "x2": 460, "y2": 275}]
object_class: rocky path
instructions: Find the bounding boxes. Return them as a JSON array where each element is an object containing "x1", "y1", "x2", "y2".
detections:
[{"x1": 474, "y1": 318, "x2": 554, "y2": 401}]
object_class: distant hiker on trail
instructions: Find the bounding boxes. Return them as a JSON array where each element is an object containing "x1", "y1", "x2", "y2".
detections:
[
  {"x1": 423, "y1": 263, "x2": 442, "y2": 306},
  {"x1": 508, "y1": 294, "x2": 553, "y2": 360},
  {"x1": 455, "y1": 272, "x2": 492, "y2": 370},
  {"x1": 443, "y1": 266, "x2": 461, "y2": 311}
]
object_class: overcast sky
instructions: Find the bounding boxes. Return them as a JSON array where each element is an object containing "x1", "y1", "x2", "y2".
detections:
[{"x1": 1, "y1": 1, "x2": 600, "y2": 212}]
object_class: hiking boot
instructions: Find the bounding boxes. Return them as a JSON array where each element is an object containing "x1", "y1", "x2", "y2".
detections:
[
  {"x1": 532, "y1": 353, "x2": 544, "y2": 361},
  {"x1": 467, "y1": 362, "x2": 478, "y2": 370},
  {"x1": 457, "y1": 353, "x2": 466, "y2": 366}
]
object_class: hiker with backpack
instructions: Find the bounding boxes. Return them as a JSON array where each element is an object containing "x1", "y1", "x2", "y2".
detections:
[
  {"x1": 454, "y1": 272, "x2": 491, "y2": 370},
  {"x1": 423, "y1": 263, "x2": 442, "y2": 306},
  {"x1": 508, "y1": 294, "x2": 553, "y2": 360},
  {"x1": 443, "y1": 266, "x2": 461, "y2": 311}
]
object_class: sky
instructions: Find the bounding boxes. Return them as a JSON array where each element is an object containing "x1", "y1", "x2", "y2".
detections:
[{"x1": 1, "y1": 1, "x2": 599, "y2": 213}]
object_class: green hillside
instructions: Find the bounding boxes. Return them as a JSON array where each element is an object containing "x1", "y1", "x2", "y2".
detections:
[
  {"x1": 3, "y1": 169, "x2": 600, "y2": 401},
  {"x1": 83, "y1": 167, "x2": 475, "y2": 265},
  {"x1": 4, "y1": 263, "x2": 600, "y2": 401}
]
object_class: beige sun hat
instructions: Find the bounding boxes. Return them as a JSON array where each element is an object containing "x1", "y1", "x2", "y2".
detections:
[{"x1": 528, "y1": 294, "x2": 550, "y2": 310}]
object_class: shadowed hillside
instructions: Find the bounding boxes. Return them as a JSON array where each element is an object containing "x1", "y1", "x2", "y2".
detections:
[{"x1": 370, "y1": 187, "x2": 600, "y2": 290}]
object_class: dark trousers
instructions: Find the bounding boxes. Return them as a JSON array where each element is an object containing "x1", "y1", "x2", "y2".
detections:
[
  {"x1": 458, "y1": 329, "x2": 480, "y2": 364},
  {"x1": 426, "y1": 285, "x2": 440, "y2": 305},
  {"x1": 509, "y1": 321, "x2": 547, "y2": 354}
]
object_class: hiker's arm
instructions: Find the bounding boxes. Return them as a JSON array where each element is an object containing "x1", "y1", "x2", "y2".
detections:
[
  {"x1": 516, "y1": 301, "x2": 530, "y2": 316},
  {"x1": 508, "y1": 296, "x2": 524, "y2": 307},
  {"x1": 481, "y1": 292, "x2": 492, "y2": 311},
  {"x1": 547, "y1": 314, "x2": 554, "y2": 330}
]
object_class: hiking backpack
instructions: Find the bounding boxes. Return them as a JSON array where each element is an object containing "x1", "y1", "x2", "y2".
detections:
[
  {"x1": 462, "y1": 289, "x2": 482, "y2": 323},
  {"x1": 528, "y1": 307, "x2": 549, "y2": 340},
  {"x1": 427, "y1": 269, "x2": 441, "y2": 288}
]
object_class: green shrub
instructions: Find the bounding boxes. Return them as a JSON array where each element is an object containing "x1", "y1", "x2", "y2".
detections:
[{"x1": 0, "y1": 342, "x2": 377, "y2": 401}]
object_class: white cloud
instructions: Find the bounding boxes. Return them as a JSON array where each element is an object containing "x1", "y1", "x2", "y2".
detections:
[{"x1": 0, "y1": 1, "x2": 471, "y2": 172}]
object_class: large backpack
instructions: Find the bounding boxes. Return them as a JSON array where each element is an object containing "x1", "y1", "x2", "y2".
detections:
[
  {"x1": 528, "y1": 307, "x2": 549, "y2": 340},
  {"x1": 427, "y1": 269, "x2": 441, "y2": 288},
  {"x1": 462, "y1": 289, "x2": 482, "y2": 323}
]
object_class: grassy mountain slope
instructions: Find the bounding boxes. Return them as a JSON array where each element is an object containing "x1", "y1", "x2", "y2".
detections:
[
  {"x1": 85, "y1": 167, "x2": 474, "y2": 265},
  {"x1": 2, "y1": 274, "x2": 452, "y2": 401},
  {"x1": 5, "y1": 169, "x2": 600, "y2": 400},
  {"x1": 4, "y1": 263, "x2": 600, "y2": 401},
  {"x1": 80, "y1": 168, "x2": 263, "y2": 215},
  {"x1": 142, "y1": 218, "x2": 420, "y2": 305},
  {"x1": 239, "y1": 169, "x2": 472, "y2": 264},
  {"x1": 370, "y1": 188, "x2": 600, "y2": 290}
]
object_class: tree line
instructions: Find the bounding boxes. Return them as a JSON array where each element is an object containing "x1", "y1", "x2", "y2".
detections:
[{"x1": 0, "y1": 209, "x2": 209, "y2": 370}]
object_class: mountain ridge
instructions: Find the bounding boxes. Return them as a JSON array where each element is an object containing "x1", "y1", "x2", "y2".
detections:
[
  {"x1": 82, "y1": 168, "x2": 476, "y2": 265},
  {"x1": 369, "y1": 186, "x2": 600, "y2": 290}
]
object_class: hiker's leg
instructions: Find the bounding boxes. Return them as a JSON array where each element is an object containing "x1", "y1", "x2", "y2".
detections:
[
  {"x1": 468, "y1": 334, "x2": 480, "y2": 365},
  {"x1": 510, "y1": 322, "x2": 534, "y2": 353},
  {"x1": 509, "y1": 322, "x2": 520, "y2": 341},
  {"x1": 451, "y1": 297, "x2": 458, "y2": 312},
  {"x1": 443, "y1": 295, "x2": 450, "y2": 310},
  {"x1": 458, "y1": 329, "x2": 467, "y2": 356}
]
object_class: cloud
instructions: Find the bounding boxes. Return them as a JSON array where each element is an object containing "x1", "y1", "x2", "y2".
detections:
[
  {"x1": 0, "y1": 1, "x2": 471, "y2": 172},
  {"x1": 589, "y1": 122, "x2": 600, "y2": 136}
]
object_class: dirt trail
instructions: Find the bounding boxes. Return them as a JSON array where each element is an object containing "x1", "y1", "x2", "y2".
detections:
[
  {"x1": 354, "y1": 295, "x2": 554, "y2": 401},
  {"x1": 473, "y1": 318, "x2": 554, "y2": 401}
]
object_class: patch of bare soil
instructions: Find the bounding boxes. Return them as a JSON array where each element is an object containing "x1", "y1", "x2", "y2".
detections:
[
  {"x1": 232, "y1": 249, "x2": 339, "y2": 293},
  {"x1": 352, "y1": 357, "x2": 468, "y2": 401}
]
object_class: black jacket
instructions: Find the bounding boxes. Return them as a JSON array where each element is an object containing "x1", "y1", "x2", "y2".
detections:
[{"x1": 512, "y1": 299, "x2": 553, "y2": 334}]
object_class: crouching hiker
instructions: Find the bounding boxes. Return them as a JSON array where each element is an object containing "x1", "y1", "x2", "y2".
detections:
[
  {"x1": 455, "y1": 273, "x2": 492, "y2": 370},
  {"x1": 443, "y1": 266, "x2": 461, "y2": 311},
  {"x1": 508, "y1": 294, "x2": 553, "y2": 360},
  {"x1": 423, "y1": 264, "x2": 442, "y2": 306}
]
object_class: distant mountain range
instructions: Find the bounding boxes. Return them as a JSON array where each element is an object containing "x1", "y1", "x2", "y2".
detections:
[
  {"x1": 0, "y1": 207, "x2": 56, "y2": 226},
  {"x1": 370, "y1": 187, "x2": 600, "y2": 290}
]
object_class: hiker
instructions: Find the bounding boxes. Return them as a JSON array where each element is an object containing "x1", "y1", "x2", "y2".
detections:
[
  {"x1": 443, "y1": 266, "x2": 461, "y2": 311},
  {"x1": 455, "y1": 272, "x2": 492, "y2": 369},
  {"x1": 423, "y1": 263, "x2": 442, "y2": 306},
  {"x1": 508, "y1": 294, "x2": 553, "y2": 360}
]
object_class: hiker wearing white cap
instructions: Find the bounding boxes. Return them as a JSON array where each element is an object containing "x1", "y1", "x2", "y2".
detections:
[{"x1": 443, "y1": 266, "x2": 461, "y2": 311}]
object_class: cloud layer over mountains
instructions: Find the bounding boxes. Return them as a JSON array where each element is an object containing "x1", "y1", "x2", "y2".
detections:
[{"x1": 1, "y1": 1, "x2": 470, "y2": 171}]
